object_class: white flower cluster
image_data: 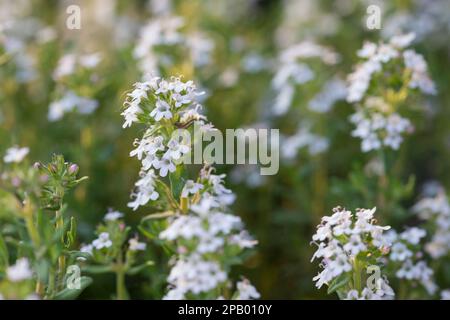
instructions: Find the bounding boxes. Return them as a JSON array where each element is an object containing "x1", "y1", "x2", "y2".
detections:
[
  {"x1": 385, "y1": 228, "x2": 437, "y2": 295},
  {"x1": 122, "y1": 76, "x2": 207, "y2": 211},
  {"x1": 350, "y1": 105, "x2": 413, "y2": 152},
  {"x1": 92, "y1": 232, "x2": 113, "y2": 250},
  {"x1": 413, "y1": 191, "x2": 450, "y2": 259},
  {"x1": 123, "y1": 76, "x2": 258, "y2": 299},
  {"x1": 308, "y1": 78, "x2": 347, "y2": 113},
  {"x1": 104, "y1": 210, "x2": 124, "y2": 222},
  {"x1": 347, "y1": 33, "x2": 436, "y2": 152},
  {"x1": 163, "y1": 254, "x2": 227, "y2": 300},
  {"x1": 53, "y1": 53, "x2": 102, "y2": 80},
  {"x1": 235, "y1": 279, "x2": 261, "y2": 300},
  {"x1": 48, "y1": 91, "x2": 99, "y2": 122},
  {"x1": 311, "y1": 207, "x2": 392, "y2": 296},
  {"x1": 6, "y1": 258, "x2": 33, "y2": 282},
  {"x1": 272, "y1": 41, "x2": 339, "y2": 115},
  {"x1": 347, "y1": 33, "x2": 435, "y2": 103},
  {"x1": 3, "y1": 146, "x2": 29, "y2": 163},
  {"x1": 133, "y1": 15, "x2": 214, "y2": 75},
  {"x1": 345, "y1": 277, "x2": 395, "y2": 300},
  {"x1": 281, "y1": 123, "x2": 329, "y2": 159},
  {"x1": 161, "y1": 196, "x2": 257, "y2": 299}
]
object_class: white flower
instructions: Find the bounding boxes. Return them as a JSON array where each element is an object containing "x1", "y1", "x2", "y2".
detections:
[
  {"x1": 399, "y1": 227, "x2": 426, "y2": 245},
  {"x1": 150, "y1": 99, "x2": 172, "y2": 121},
  {"x1": 165, "y1": 255, "x2": 227, "y2": 296},
  {"x1": 129, "y1": 238, "x2": 147, "y2": 251},
  {"x1": 308, "y1": 78, "x2": 347, "y2": 113},
  {"x1": 441, "y1": 290, "x2": 450, "y2": 300},
  {"x1": 80, "y1": 244, "x2": 93, "y2": 256},
  {"x1": 390, "y1": 33, "x2": 415, "y2": 48},
  {"x1": 92, "y1": 232, "x2": 112, "y2": 249},
  {"x1": 357, "y1": 42, "x2": 377, "y2": 58},
  {"x1": 403, "y1": 50, "x2": 436, "y2": 95},
  {"x1": 181, "y1": 180, "x2": 203, "y2": 198},
  {"x1": 312, "y1": 206, "x2": 390, "y2": 290},
  {"x1": 128, "y1": 170, "x2": 159, "y2": 210},
  {"x1": 165, "y1": 138, "x2": 190, "y2": 160},
  {"x1": 343, "y1": 235, "x2": 367, "y2": 256},
  {"x1": 229, "y1": 230, "x2": 258, "y2": 249},
  {"x1": 48, "y1": 91, "x2": 98, "y2": 121},
  {"x1": 53, "y1": 54, "x2": 76, "y2": 79},
  {"x1": 345, "y1": 290, "x2": 360, "y2": 300},
  {"x1": 4, "y1": 146, "x2": 29, "y2": 163},
  {"x1": 7, "y1": 258, "x2": 33, "y2": 282},
  {"x1": 79, "y1": 53, "x2": 102, "y2": 69},
  {"x1": 160, "y1": 215, "x2": 204, "y2": 241},
  {"x1": 104, "y1": 210, "x2": 124, "y2": 221},
  {"x1": 390, "y1": 242, "x2": 413, "y2": 261},
  {"x1": 153, "y1": 154, "x2": 176, "y2": 177},
  {"x1": 121, "y1": 82, "x2": 151, "y2": 128},
  {"x1": 235, "y1": 279, "x2": 260, "y2": 300}
]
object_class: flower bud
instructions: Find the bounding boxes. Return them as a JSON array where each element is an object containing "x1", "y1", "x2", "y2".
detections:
[{"x1": 68, "y1": 163, "x2": 79, "y2": 175}]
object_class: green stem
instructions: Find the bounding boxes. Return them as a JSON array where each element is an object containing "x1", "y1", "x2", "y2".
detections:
[
  {"x1": 353, "y1": 258, "x2": 362, "y2": 294},
  {"x1": 115, "y1": 254, "x2": 128, "y2": 300},
  {"x1": 55, "y1": 208, "x2": 66, "y2": 290},
  {"x1": 377, "y1": 149, "x2": 388, "y2": 218}
]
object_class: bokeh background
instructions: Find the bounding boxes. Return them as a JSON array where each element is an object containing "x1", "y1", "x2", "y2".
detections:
[{"x1": 1, "y1": 0, "x2": 449, "y2": 299}]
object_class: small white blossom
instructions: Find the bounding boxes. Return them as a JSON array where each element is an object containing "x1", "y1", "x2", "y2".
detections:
[
  {"x1": 7, "y1": 258, "x2": 33, "y2": 282},
  {"x1": 235, "y1": 279, "x2": 260, "y2": 300},
  {"x1": 92, "y1": 232, "x2": 112, "y2": 250},
  {"x1": 128, "y1": 238, "x2": 147, "y2": 251},
  {"x1": 4, "y1": 146, "x2": 29, "y2": 163},
  {"x1": 104, "y1": 210, "x2": 124, "y2": 221},
  {"x1": 181, "y1": 180, "x2": 203, "y2": 198}
]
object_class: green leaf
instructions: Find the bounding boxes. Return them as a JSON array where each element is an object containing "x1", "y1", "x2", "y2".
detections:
[
  {"x1": 169, "y1": 166, "x2": 187, "y2": 200},
  {"x1": 54, "y1": 276, "x2": 92, "y2": 300},
  {"x1": 327, "y1": 273, "x2": 351, "y2": 295},
  {"x1": 141, "y1": 211, "x2": 175, "y2": 222},
  {"x1": 82, "y1": 265, "x2": 114, "y2": 274},
  {"x1": 65, "y1": 217, "x2": 77, "y2": 248},
  {"x1": 126, "y1": 261, "x2": 154, "y2": 275}
]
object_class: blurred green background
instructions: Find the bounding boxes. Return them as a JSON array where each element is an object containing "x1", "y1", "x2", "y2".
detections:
[{"x1": 1, "y1": 0, "x2": 449, "y2": 299}]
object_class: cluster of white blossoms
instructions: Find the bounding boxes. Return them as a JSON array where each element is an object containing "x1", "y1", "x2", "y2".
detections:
[
  {"x1": 6, "y1": 258, "x2": 33, "y2": 282},
  {"x1": 48, "y1": 91, "x2": 99, "y2": 122},
  {"x1": 123, "y1": 76, "x2": 258, "y2": 299},
  {"x1": 3, "y1": 146, "x2": 29, "y2": 163},
  {"x1": 383, "y1": 228, "x2": 437, "y2": 295},
  {"x1": 48, "y1": 53, "x2": 102, "y2": 122},
  {"x1": 79, "y1": 210, "x2": 147, "y2": 257},
  {"x1": 344, "y1": 277, "x2": 395, "y2": 300},
  {"x1": 413, "y1": 190, "x2": 450, "y2": 259},
  {"x1": 281, "y1": 123, "x2": 329, "y2": 159},
  {"x1": 347, "y1": 33, "x2": 435, "y2": 152},
  {"x1": 350, "y1": 97, "x2": 414, "y2": 152},
  {"x1": 271, "y1": 41, "x2": 339, "y2": 115},
  {"x1": 133, "y1": 13, "x2": 214, "y2": 76},
  {"x1": 347, "y1": 33, "x2": 434, "y2": 103},
  {"x1": 308, "y1": 78, "x2": 347, "y2": 113},
  {"x1": 52, "y1": 53, "x2": 102, "y2": 80},
  {"x1": 161, "y1": 178, "x2": 257, "y2": 299},
  {"x1": 122, "y1": 76, "x2": 210, "y2": 211},
  {"x1": 234, "y1": 279, "x2": 261, "y2": 300},
  {"x1": 311, "y1": 206, "x2": 394, "y2": 299}
]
